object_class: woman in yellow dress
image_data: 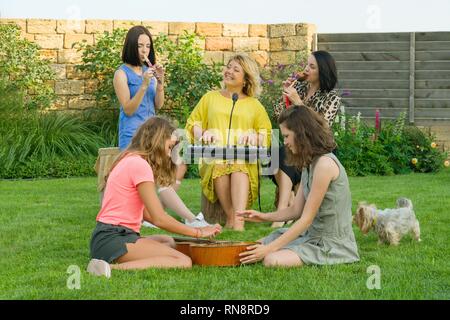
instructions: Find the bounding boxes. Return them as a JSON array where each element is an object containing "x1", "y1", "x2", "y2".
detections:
[{"x1": 185, "y1": 54, "x2": 272, "y2": 231}]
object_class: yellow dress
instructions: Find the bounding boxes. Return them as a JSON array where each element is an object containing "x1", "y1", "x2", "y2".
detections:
[{"x1": 185, "y1": 90, "x2": 272, "y2": 206}]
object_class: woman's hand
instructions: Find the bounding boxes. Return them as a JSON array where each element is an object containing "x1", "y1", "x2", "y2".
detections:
[
  {"x1": 200, "y1": 130, "x2": 219, "y2": 144},
  {"x1": 283, "y1": 86, "x2": 303, "y2": 106},
  {"x1": 238, "y1": 132, "x2": 258, "y2": 146},
  {"x1": 236, "y1": 210, "x2": 269, "y2": 223},
  {"x1": 239, "y1": 243, "x2": 273, "y2": 264},
  {"x1": 282, "y1": 76, "x2": 296, "y2": 89},
  {"x1": 142, "y1": 67, "x2": 155, "y2": 88},
  {"x1": 153, "y1": 63, "x2": 165, "y2": 84},
  {"x1": 198, "y1": 224, "x2": 222, "y2": 238}
]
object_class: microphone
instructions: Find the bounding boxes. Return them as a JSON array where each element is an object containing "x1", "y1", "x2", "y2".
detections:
[
  {"x1": 227, "y1": 93, "x2": 239, "y2": 147},
  {"x1": 232, "y1": 93, "x2": 239, "y2": 104}
]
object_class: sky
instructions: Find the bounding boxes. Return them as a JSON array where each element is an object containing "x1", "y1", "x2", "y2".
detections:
[{"x1": 1, "y1": 0, "x2": 449, "y2": 33}]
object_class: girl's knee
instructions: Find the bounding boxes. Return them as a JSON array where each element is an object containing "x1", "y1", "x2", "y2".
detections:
[
  {"x1": 263, "y1": 253, "x2": 280, "y2": 267},
  {"x1": 165, "y1": 237, "x2": 176, "y2": 248},
  {"x1": 263, "y1": 252, "x2": 302, "y2": 268},
  {"x1": 178, "y1": 255, "x2": 192, "y2": 268},
  {"x1": 156, "y1": 235, "x2": 175, "y2": 248}
]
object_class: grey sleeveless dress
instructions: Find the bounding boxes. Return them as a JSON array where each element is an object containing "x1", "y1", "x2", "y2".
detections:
[{"x1": 262, "y1": 153, "x2": 360, "y2": 265}]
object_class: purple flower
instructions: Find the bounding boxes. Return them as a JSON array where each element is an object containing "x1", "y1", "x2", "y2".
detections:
[
  {"x1": 267, "y1": 79, "x2": 274, "y2": 85},
  {"x1": 342, "y1": 89, "x2": 352, "y2": 97}
]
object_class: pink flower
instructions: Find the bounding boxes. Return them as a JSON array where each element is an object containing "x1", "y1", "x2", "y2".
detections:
[{"x1": 375, "y1": 109, "x2": 380, "y2": 133}]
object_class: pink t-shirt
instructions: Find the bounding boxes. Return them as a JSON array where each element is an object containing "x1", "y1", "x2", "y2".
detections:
[{"x1": 96, "y1": 154, "x2": 154, "y2": 233}]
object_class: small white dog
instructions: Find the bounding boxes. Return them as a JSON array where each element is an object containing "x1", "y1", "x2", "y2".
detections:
[{"x1": 354, "y1": 197, "x2": 421, "y2": 245}]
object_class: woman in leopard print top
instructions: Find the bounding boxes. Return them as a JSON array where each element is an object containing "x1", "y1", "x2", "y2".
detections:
[
  {"x1": 273, "y1": 52, "x2": 341, "y2": 126},
  {"x1": 274, "y1": 80, "x2": 341, "y2": 126},
  {"x1": 270, "y1": 51, "x2": 341, "y2": 228}
]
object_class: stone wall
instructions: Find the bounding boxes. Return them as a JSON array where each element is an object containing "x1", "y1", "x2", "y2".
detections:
[{"x1": 0, "y1": 18, "x2": 316, "y2": 111}]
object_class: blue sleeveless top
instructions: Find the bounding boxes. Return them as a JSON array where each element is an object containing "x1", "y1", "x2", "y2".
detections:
[{"x1": 118, "y1": 64, "x2": 156, "y2": 150}]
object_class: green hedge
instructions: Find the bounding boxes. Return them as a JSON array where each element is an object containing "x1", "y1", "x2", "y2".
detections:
[{"x1": 0, "y1": 155, "x2": 96, "y2": 179}]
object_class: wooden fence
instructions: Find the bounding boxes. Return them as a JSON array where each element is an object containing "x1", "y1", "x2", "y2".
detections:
[{"x1": 317, "y1": 32, "x2": 450, "y2": 125}]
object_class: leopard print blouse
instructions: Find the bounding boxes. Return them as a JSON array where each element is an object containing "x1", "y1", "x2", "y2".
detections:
[{"x1": 273, "y1": 80, "x2": 341, "y2": 127}]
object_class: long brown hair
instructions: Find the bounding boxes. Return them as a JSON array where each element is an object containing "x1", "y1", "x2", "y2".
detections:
[
  {"x1": 105, "y1": 117, "x2": 177, "y2": 188},
  {"x1": 278, "y1": 105, "x2": 336, "y2": 169}
]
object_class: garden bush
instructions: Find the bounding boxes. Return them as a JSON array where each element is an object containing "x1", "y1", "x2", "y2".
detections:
[
  {"x1": 0, "y1": 155, "x2": 96, "y2": 179},
  {"x1": 333, "y1": 109, "x2": 447, "y2": 176},
  {"x1": 0, "y1": 23, "x2": 97, "y2": 179},
  {"x1": 259, "y1": 57, "x2": 308, "y2": 128},
  {"x1": 154, "y1": 31, "x2": 223, "y2": 123},
  {"x1": 0, "y1": 23, "x2": 55, "y2": 110},
  {"x1": 0, "y1": 81, "x2": 105, "y2": 179},
  {"x1": 76, "y1": 28, "x2": 127, "y2": 109}
]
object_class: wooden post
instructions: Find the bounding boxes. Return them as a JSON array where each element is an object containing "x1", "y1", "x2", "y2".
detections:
[
  {"x1": 94, "y1": 147, "x2": 120, "y2": 192},
  {"x1": 201, "y1": 193, "x2": 227, "y2": 225},
  {"x1": 313, "y1": 33, "x2": 318, "y2": 51},
  {"x1": 409, "y1": 32, "x2": 416, "y2": 124}
]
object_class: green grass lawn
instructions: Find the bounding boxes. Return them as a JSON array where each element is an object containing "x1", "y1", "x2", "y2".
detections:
[{"x1": 0, "y1": 169, "x2": 449, "y2": 300}]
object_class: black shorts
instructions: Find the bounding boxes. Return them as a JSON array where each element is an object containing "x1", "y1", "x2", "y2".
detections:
[
  {"x1": 269, "y1": 146, "x2": 302, "y2": 190},
  {"x1": 89, "y1": 222, "x2": 141, "y2": 263}
]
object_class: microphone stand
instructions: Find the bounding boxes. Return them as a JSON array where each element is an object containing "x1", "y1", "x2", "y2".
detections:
[
  {"x1": 227, "y1": 93, "x2": 239, "y2": 147},
  {"x1": 226, "y1": 93, "x2": 263, "y2": 212}
]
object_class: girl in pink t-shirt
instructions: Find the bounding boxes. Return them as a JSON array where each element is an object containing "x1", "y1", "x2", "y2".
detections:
[{"x1": 87, "y1": 117, "x2": 222, "y2": 278}]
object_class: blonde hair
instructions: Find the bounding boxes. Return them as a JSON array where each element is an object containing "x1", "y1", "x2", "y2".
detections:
[
  {"x1": 224, "y1": 53, "x2": 262, "y2": 97},
  {"x1": 105, "y1": 117, "x2": 177, "y2": 188}
]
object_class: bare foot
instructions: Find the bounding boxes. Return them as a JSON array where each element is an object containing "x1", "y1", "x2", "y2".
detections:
[{"x1": 233, "y1": 220, "x2": 245, "y2": 232}]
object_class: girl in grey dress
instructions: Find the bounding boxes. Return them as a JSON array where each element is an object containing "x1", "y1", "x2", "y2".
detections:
[{"x1": 238, "y1": 106, "x2": 359, "y2": 267}]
